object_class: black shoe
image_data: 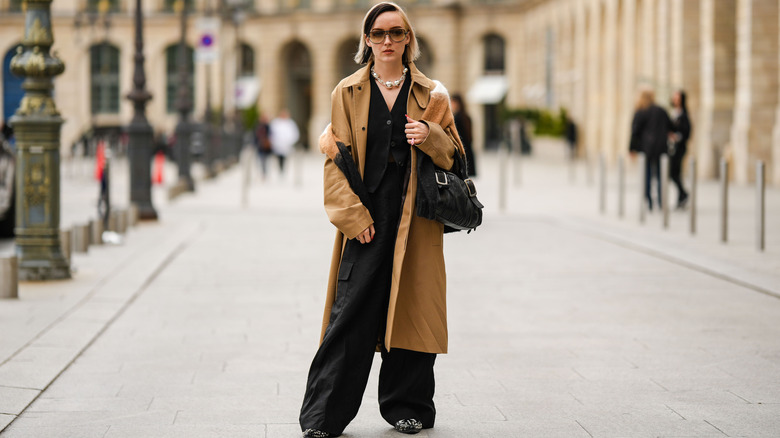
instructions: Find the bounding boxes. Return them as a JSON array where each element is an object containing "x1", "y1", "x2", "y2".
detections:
[
  {"x1": 677, "y1": 194, "x2": 689, "y2": 210},
  {"x1": 303, "y1": 429, "x2": 333, "y2": 438},
  {"x1": 394, "y1": 419, "x2": 423, "y2": 434}
]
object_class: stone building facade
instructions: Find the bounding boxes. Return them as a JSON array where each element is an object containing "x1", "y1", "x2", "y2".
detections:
[{"x1": 0, "y1": 0, "x2": 778, "y2": 184}]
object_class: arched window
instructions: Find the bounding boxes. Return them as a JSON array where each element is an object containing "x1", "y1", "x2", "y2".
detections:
[
  {"x1": 336, "y1": 38, "x2": 361, "y2": 80},
  {"x1": 415, "y1": 37, "x2": 433, "y2": 75},
  {"x1": 484, "y1": 34, "x2": 505, "y2": 72},
  {"x1": 165, "y1": 44, "x2": 195, "y2": 113},
  {"x1": 90, "y1": 43, "x2": 120, "y2": 114},
  {"x1": 238, "y1": 43, "x2": 255, "y2": 77}
]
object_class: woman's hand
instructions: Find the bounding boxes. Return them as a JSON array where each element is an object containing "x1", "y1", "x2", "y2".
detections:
[
  {"x1": 405, "y1": 115, "x2": 429, "y2": 145},
  {"x1": 356, "y1": 224, "x2": 376, "y2": 244}
]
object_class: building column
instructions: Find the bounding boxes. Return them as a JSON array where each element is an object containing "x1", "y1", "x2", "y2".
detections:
[
  {"x1": 309, "y1": 45, "x2": 336, "y2": 150},
  {"x1": 698, "y1": 0, "x2": 736, "y2": 179},
  {"x1": 655, "y1": 0, "x2": 670, "y2": 97},
  {"x1": 730, "y1": 0, "x2": 778, "y2": 183},
  {"x1": 772, "y1": 0, "x2": 780, "y2": 185},
  {"x1": 669, "y1": 0, "x2": 700, "y2": 114},
  {"x1": 573, "y1": 0, "x2": 587, "y2": 133},
  {"x1": 601, "y1": 0, "x2": 618, "y2": 162},
  {"x1": 585, "y1": 0, "x2": 602, "y2": 163},
  {"x1": 639, "y1": 0, "x2": 655, "y2": 84},
  {"x1": 619, "y1": 0, "x2": 637, "y2": 160}
]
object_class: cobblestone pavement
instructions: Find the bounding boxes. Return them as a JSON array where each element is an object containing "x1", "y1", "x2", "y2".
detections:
[{"x1": 1, "y1": 142, "x2": 779, "y2": 437}]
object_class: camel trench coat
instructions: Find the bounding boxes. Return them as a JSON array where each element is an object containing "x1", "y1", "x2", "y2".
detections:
[{"x1": 319, "y1": 62, "x2": 461, "y2": 354}]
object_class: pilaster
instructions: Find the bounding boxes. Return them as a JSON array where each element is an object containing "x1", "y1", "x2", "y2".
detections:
[
  {"x1": 698, "y1": 0, "x2": 736, "y2": 179},
  {"x1": 730, "y1": 0, "x2": 778, "y2": 183}
]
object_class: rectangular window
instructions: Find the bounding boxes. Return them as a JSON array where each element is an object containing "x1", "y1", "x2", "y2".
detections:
[
  {"x1": 90, "y1": 44, "x2": 120, "y2": 114},
  {"x1": 87, "y1": 0, "x2": 120, "y2": 13}
]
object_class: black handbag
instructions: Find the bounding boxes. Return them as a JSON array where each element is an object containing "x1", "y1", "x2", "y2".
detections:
[{"x1": 434, "y1": 152, "x2": 483, "y2": 233}]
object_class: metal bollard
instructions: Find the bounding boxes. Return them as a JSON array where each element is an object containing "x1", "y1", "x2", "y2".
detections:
[
  {"x1": 689, "y1": 157, "x2": 697, "y2": 235},
  {"x1": 0, "y1": 256, "x2": 18, "y2": 299},
  {"x1": 73, "y1": 224, "x2": 90, "y2": 253},
  {"x1": 757, "y1": 160, "x2": 765, "y2": 251},
  {"x1": 638, "y1": 153, "x2": 646, "y2": 224},
  {"x1": 720, "y1": 158, "x2": 729, "y2": 243},
  {"x1": 509, "y1": 119, "x2": 522, "y2": 186},
  {"x1": 599, "y1": 152, "x2": 606, "y2": 214},
  {"x1": 618, "y1": 155, "x2": 625, "y2": 218},
  {"x1": 91, "y1": 218, "x2": 104, "y2": 245},
  {"x1": 116, "y1": 209, "x2": 128, "y2": 234},
  {"x1": 128, "y1": 204, "x2": 139, "y2": 227},
  {"x1": 60, "y1": 228, "x2": 72, "y2": 266},
  {"x1": 498, "y1": 141, "x2": 509, "y2": 212},
  {"x1": 108, "y1": 209, "x2": 118, "y2": 232},
  {"x1": 661, "y1": 154, "x2": 670, "y2": 229}
]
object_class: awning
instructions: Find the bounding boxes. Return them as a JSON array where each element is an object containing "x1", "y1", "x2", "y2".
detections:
[{"x1": 467, "y1": 75, "x2": 508, "y2": 104}]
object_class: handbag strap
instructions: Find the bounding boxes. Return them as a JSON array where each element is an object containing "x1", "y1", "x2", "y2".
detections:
[{"x1": 452, "y1": 148, "x2": 469, "y2": 179}]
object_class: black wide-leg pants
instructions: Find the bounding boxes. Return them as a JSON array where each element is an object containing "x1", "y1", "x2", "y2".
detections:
[{"x1": 299, "y1": 163, "x2": 436, "y2": 435}]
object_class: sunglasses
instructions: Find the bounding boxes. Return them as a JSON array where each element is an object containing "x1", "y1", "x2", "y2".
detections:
[{"x1": 368, "y1": 28, "x2": 408, "y2": 44}]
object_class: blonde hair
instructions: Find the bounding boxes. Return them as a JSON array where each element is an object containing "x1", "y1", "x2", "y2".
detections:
[
  {"x1": 635, "y1": 87, "x2": 655, "y2": 111},
  {"x1": 353, "y1": 2, "x2": 421, "y2": 65}
]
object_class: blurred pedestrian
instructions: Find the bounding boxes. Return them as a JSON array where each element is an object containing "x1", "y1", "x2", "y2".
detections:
[
  {"x1": 0, "y1": 120, "x2": 13, "y2": 148},
  {"x1": 630, "y1": 87, "x2": 673, "y2": 211},
  {"x1": 269, "y1": 109, "x2": 299, "y2": 175},
  {"x1": 669, "y1": 90, "x2": 691, "y2": 209},
  {"x1": 254, "y1": 113, "x2": 272, "y2": 180},
  {"x1": 299, "y1": 2, "x2": 465, "y2": 437},
  {"x1": 451, "y1": 93, "x2": 476, "y2": 176},
  {"x1": 564, "y1": 114, "x2": 578, "y2": 160}
]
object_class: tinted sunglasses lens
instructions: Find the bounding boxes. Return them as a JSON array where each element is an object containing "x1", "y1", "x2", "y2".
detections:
[
  {"x1": 369, "y1": 30, "x2": 386, "y2": 43},
  {"x1": 390, "y1": 29, "x2": 406, "y2": 42}
]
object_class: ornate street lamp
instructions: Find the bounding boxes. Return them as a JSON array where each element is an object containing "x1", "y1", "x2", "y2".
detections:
[
  {"x1": 126, "y1": 0, "x2": 158, "y2": 220},
  {"x1": 10, "y1": 0, "x2": 70, "y2": 279},
  {"x1": 174, "y1": 0, "x2": 195, "y2": 192}
]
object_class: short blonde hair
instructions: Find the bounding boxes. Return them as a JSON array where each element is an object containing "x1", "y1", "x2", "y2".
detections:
[
  {"x1": 354, "y1": 2, "x2": 421, "y2": 65},
  {"x1": 635, "y1": 87, "x2": 655, "y2": 110}
]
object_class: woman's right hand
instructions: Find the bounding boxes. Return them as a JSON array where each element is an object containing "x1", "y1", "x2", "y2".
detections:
[{"x1": 356, "y1": 224, "x2": 376, "y2": 244}]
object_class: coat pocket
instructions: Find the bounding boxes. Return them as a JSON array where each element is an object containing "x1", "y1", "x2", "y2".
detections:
[{"x1": 338, "y1": 260, "x2": 354, "y2": 280}]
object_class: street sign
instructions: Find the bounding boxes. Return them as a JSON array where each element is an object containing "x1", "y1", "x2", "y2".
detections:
[{"x1": 196, "y1": 17, "x2": 220, "y2": 63}]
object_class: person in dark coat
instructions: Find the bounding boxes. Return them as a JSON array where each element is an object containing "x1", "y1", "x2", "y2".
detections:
[
  {"x1": 564, "y1": 115, "x2": 578, "y2": 160},
  {"x1": 630, "y1": 88, "x2": 673, "y2": 211},
  {"x1": 451, "y1": 93, "x2": 476, "y2": 176},
  {"x1": 669, "y1": 90, "x2": 691, "y2": 209}
]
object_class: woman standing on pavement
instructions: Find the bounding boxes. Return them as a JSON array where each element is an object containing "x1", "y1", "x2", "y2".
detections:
[
  {"x1": 299, "y1": 2, "x2": 465, "y2": 437},
  {"x1": 669, "y1": 90, "x2": 691, "y2": 209}
]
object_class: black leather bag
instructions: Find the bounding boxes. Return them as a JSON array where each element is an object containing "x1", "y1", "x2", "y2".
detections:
[{"x1": 434, "y1": 153, "x2": 483, "y2": 233}]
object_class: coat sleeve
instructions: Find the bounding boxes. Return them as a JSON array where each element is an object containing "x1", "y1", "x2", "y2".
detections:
[
  {"x1": 323, "y1": 86, "x2": 374, "y2": 239},
  {"x1": 418, "y1": 120, "x2": 457, "y2": 171},
  {"x1": 630, "y1": 110, "x2": 644, "y2": 152}
]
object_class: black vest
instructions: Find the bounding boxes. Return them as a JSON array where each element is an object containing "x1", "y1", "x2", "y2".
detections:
[{"x1": 364, "y1": 74, "x2": 411, "y2": 193}]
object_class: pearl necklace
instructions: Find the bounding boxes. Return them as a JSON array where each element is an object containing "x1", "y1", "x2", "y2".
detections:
[{"x1": 371, "y1": 66, "x2": 408, "y2": 89}]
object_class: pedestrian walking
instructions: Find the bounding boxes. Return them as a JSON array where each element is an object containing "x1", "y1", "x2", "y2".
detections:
[
  {"x1": 451, "y1": 93, "x2": 477, "y2": 176},
  {"x1": 630, "y1": 87, "x2": 673, "y2": 211},
  {"x1": 254, "y1": 113, "x2": 272, "y2": 180},
  {"x1": 564, "y1": 114, "x2": 578, "y2": 160},
  {"x1": 669, "y1": 90, "x2": 691, "y2": 209},
  {"x1": 299, "y1": 2, "x2": 466, "y2": 437},
  {"x1": 269, "y1": 109, "x2": 299, "y2": 176}
]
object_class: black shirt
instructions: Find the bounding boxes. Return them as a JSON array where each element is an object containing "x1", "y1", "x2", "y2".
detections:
[{"x1": 364, "y1": 73, "x2": 411, "y2": 193}]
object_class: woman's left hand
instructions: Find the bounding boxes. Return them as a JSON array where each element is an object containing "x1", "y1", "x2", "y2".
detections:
[{"x1": 405, "y1": 115, "x2": 429, "y2": 145}]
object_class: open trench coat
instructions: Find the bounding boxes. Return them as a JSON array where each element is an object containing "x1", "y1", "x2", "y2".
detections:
[{"x1": 318, "y1": 62, "x2": 465, "y2": 354}]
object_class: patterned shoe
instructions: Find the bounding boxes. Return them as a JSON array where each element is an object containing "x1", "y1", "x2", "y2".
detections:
[
  {"x1": 394, "y1": 419, "x2": 423, "y2": 434},
  {"x1": 303, "y1": 429, "x2": 332, "y2": 438}
]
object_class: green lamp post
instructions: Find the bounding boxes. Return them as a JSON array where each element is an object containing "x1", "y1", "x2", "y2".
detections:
[{"x1": 10, "y1": 0, "x2": 70, "y2": 280}]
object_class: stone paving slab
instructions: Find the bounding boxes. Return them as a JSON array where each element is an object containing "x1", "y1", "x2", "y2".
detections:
[{"x1": 1, "y1": 147, "x2": 779, "y2": 437}]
